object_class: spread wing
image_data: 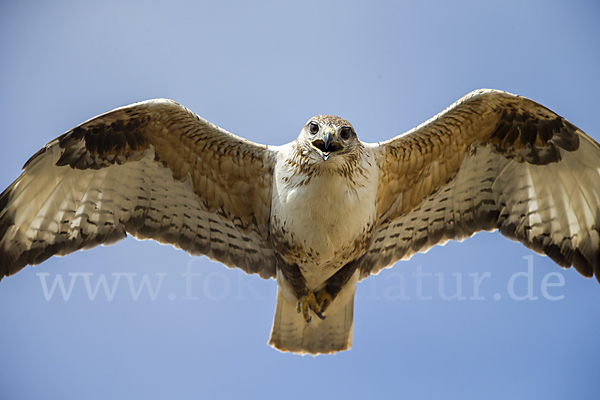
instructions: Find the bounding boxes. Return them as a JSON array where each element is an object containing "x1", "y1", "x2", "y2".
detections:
[
  {"x1": 361, "y1": 89, "x2": 600, "y2": 283},
  {"x1": 0, "y1": 99, "x2": 277, "y2": 280}
]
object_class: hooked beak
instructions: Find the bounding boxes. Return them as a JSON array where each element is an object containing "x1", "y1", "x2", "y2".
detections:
[{"x1": 311, "y1": 128, "x2": 344, "y2": 160}]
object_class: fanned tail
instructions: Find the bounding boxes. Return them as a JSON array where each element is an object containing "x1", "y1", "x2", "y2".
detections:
[{"x1": 268, "y1": 271, "x2": 358, "y2": 355}]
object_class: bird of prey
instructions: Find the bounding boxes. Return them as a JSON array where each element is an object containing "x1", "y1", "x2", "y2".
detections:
[{"x1": 1, "y1": 89, "x2": 599, "y2": 355}]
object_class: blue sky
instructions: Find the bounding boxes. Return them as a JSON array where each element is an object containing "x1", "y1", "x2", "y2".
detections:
[{"x1": 1, "y1": 1, "x2": 599, "y2": 399}]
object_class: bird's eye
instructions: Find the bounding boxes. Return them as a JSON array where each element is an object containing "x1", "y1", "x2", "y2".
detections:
[
  {"x1": 340, "y1": 127, "x2": 352, "y2": 140},
  {"x1": 308, "y1": 122, "x2": 319, "y2": 135}
]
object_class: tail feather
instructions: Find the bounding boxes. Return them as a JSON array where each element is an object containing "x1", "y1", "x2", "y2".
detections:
[{"x1": 268, "y1": 271, "x2": 358, "y2": 355}]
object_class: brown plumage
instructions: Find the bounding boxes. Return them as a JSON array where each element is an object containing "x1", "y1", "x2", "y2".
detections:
[{"x1": 1, "y1": 89, "x2": 599, "y2": 355}]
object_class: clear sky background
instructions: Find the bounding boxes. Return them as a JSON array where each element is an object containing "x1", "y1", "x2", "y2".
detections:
[{"x1": 1, "y1": 1, "x2": 599, "y2": 399}]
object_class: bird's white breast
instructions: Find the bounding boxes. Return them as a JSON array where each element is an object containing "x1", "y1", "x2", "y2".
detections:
[{"x1": 270, "y1": 144, "x2": 378, "y2": 287}]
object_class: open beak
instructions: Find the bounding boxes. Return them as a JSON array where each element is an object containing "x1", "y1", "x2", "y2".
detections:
[{"x1": 311, "y1": 129, "x2": 344, "y2": 160}]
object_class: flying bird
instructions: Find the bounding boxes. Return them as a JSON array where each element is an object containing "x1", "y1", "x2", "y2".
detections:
[{"x1": 1, "y1": 89, "x2": 599, "y2": 355}]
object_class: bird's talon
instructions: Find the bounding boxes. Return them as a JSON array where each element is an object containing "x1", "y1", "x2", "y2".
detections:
[
  {"x1": 315, "y1": 288, "x2": 334, "y2": 313},
  {"x1": 296, "y1": 291, "x2": 324, "y2": 323}
]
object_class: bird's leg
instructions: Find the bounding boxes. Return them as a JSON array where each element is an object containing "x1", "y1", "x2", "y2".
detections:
[
  {"x1": 314, "y1": 288, "x2": 334, "y2": 313},
  {"x1": 275, "y1": 255, "x2": 325, "y2": 323},
  {"x1": 315, "y1": 257, "x2": 363, "y2": 313},
  {"x1": 296, "y1": 291, "x2": 325, "y2": 323}
]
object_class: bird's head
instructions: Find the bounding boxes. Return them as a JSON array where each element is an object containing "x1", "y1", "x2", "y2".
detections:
[{"x1": 298, "y1": 115, "x2": 362, "y2": 168}]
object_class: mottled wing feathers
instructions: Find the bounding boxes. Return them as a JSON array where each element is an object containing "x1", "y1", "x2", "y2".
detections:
[
  {"x1": 363, "y1": 89, "x2": 600, "y2": 282},
  {"x1": 0, "y1": 99, "x2": 277, "y2": 280}
]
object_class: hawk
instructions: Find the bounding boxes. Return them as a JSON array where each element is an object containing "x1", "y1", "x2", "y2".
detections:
[{"x1": 1, "y1": 89, "x2": 599, "y2": 355}]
